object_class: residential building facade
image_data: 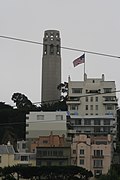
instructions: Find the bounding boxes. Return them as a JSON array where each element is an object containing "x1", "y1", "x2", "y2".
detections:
[
  {"x1": 26, "y1": 111, "x2": 67, "y2": 151},
  {"x1": 36, "y1": 146, "x2": 71, "y2": 166},
  {"x1": 0, "y1": 144, "x2": 15, "y2": 168},
  {"x1": 67, "y1": 115, "x2": 116, "y2": 136},
  {"x1": 66, "y1": 74, "x2": 118, "y2": 139},
  {"x1": 71, "y1": 134, "x2": 113, "y2": 176},
  {"x1": 30, "y1": 132, "x2": 67, "y2": 153},
  {"x1": 67, "y1": 74, "x2": 118, "y2": 116},
  {"x1": 14, "y1": 152, "x2": 36, "y2": 166}
]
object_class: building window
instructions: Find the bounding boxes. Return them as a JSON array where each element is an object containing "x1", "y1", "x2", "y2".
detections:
[
  {"x1": 86, "y1": 105, "x2": 88, "y2": 110},
  {"x1": 50, "y1": 44, "x2": 54, "y2": 55},
  {"x1": 96, "y1": 105, "x2": 98, "y2": 110},
  {"x1": 22, "y1": 143, "x2": 26, "y2": 149},
  {"x1": 48, "y1": 151, "x2": 52, "y2": 156},
  {"x1": 59, "y1": 161, "x2": 64, "y2": 166},
  {"x1": 94, "y1": 119, "x2": 100, "y2": 125},
  {"x1": 80, "y1": 159, "x2": 84, "y2": 165},
  {"x1": 73, "y1": 150, "x2": 76, "y2": 154},
  {"x1": 94, "y1": 170, "x2": 102, "y2": 176},
  {"x1": 93, "y1": 160, "x2": 103, "y2": 168},
  {"x1": 56, "y1": 115, "x2": 63, "y2": 120},
  {"x1": 94, "y1": 150, "x2": 103, "y2": 157},
  {"x1": 58, "y1": 151, "x2": 63, "y2": 156},
  {"x1": 43, "y1": 140, "x2": 48, "y2": 144},
  {"x1": 86, "y1": 97, "x2": 88, "y2": 102},
  {"x1": 44, "y1": 44, "x2": 47, "y2": 55},
  {"x1": 104, "y1": 88, "x2": 112, "y2": 93},
  {"x1": 104, "y1": 96, "x2": 116, "y2": 101},
  {"x1": 53, "y1": 151, "x2": 58, "y2": 156},
  {"x1": 90, "y1": 105, "x2": 93, "y2": 110},
  {"x1": 56, "y1": 45, "x2": 60, "y2": 55},
  {"x1": 90, "y1": 97, "x2": 93, "y2": 102},
  {"x1": 43, "y1": 151, "x2": 47, "y2": 156},
  {"x1": 26, "y1": 123, "x2": 29, "y2": 127},
  {"x1": 72, "y1": 88, "x2": 82, "y2": 93},
  {"x1": 103, "y1": 127, "x2": 110, "y2": 133},
  {"x1": 37, "y1": 115, "x2": 44, "y2": 120},
  {"x1": 103, "y1": 119, "x2": 110, "y2": 125},
  {"x1": 106, "y1": 104, "x2": 114, "y2": 110},
  {"x1": 47, "y1": 161, "x2": 52, "y2": 166},
  {"x1": 84, "y1": 119, "x2": 91, "y2": 125},
  {"x1": 26, "y1": 116, "x2": 29, "y2": 119},
  {"x1": 96, "y1": 97, "x2": 98, "y2": 102},
  {"x1": 70, "y1": 104, "x2": 78, "y2": 110},
  {"x1": 75, "y1": 119, "x2": 81, "y2": 125},
  {"x1": 21, "y1": 156, "x2": 28, "y2": 161},
  {"x1": 80, "y1": 149, "x2": 84, "y2": 155}
]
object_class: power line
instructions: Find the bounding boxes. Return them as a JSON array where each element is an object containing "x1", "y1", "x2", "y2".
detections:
[
  {"x1": 0, "y1": 119, "x2": 65, "y2": 126},
  {"x1": 0, "y1": 35, "x2": 120, "y2": 59},
  {"x1": 33, "y1": 89, "x2": 120, "y2": 105},
  {"x1": 0, "y1": 90, "x2": 119, "y2": 126}
]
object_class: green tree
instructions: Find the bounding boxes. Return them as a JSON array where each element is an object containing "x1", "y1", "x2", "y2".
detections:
[{"x1": 11, "y1": 92, "x2": 37, "y2": 110}]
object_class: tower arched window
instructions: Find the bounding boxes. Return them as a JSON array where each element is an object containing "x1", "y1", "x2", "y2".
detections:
[
  {"x1": 56, "y1": 45, "x2": 60, "y2": 55},
  {"x1": 50, "y1": 44, "x2": 54, "y2": 55},
  {"x1": 44, "y1": 45, "x2": 47, "y2": 55}
]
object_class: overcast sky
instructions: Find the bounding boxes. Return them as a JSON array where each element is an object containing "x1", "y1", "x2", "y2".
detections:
[{"x1": 0, "y1": 0, "x2": 120, "y2": 106}]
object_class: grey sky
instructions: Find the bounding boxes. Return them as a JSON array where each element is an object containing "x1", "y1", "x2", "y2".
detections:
[{"x1": 0, "y1": 0, "x2": 120, "y2": 106}]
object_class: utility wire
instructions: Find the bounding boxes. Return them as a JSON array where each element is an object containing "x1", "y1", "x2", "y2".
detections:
[
  {"x1": 33, "y1": 89, "x2": 120, "y2": 105},
  {"x1": 0, "y1": 90, "x2": 119, "y2": 126},
  {"x1": 0, "y1": 88, "x2": 119, "y2": 107},
  {"x1": 0, "y1": 35, "x2": 120, "y2": 59},
  {"x1": 0, "y1": 119, "x2": 64, "y2": 126}
]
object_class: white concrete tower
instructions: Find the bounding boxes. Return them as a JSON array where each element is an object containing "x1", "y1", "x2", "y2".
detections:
[{"x1": 41, "y1": 30, "x2": 61, "y2": 103}]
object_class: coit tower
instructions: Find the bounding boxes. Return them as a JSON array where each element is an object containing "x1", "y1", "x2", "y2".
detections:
[{"x1": 41, "y1": 30, "x2": 61, "y2": 103}]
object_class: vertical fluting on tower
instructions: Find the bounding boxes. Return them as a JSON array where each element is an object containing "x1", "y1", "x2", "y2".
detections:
[{"x1": 41, "y1": 30, "x2": 61, "y2": 103}]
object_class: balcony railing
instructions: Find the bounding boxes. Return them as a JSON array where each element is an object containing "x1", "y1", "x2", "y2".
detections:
[{"x1": 92, "y1": 155, "x2": 104, "y2": 158}]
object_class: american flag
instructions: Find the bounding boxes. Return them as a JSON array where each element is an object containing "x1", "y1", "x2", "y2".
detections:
[{"x1": 73, "y1": 54, "x2": 85, "y2": 67}]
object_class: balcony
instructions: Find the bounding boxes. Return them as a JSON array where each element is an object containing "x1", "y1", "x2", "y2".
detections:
[
  {"x1": 67, "y1": 129, "x2": 76, "y2": 134},
  {"x1": 103, "y1": 97, "x2": 118, "y2": 105},
  {"x1": 92, "y1": 155, "x2": 104, "y2": 158},
  {"x1": 67, "y1": 97, "x2": 81, "y2": 104},
  {"x1": 93, "y1": 165, "x2": 103, "y2": 168},
  {"x1": 36, "y1": 155, "x2": 69, "y2": 160}
]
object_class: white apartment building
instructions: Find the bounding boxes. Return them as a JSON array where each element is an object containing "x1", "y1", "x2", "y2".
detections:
[
  {"x1": 71, "y1": 134, "x2": 113, "y2": 176},
  {"x1": 67, "y1": 74, "x2": 118, "y2": 116},
  {"x1": 66, "y1": 74, "x2": 118, "y2": 137},
  {"x1": 67, "y1": 115, "x2": 116, "y2": 136},
  {"x1": 26, "y1": 111, "x2": 67, "y2": 140}
]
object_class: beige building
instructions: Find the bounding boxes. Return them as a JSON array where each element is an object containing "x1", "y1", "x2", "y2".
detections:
[
  {"x1": 71, "y1": 134, "x2": 113, "y2": 176},
  {"x1": 0, "y1": 144, "x2": 15, "y2": 168},
  {"x1": 14, "y1": 152, "x2": 36, "y2": 166},
  {"x1": 0, "y1": 144, "x2": 36, "y2": 168}
]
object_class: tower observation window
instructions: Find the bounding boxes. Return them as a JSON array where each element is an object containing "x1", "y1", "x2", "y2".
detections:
[
  {"x1": 56, "y1": 45, "x2": 60, "y2": 55},
  {"x1": 50, "y1": 44, "x2": 54, "y2": 55},
  {"x1": 44, "y1": 45, "x2": 47, "y2": 55}
]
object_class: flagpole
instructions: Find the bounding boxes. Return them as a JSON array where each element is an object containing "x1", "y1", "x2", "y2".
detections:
[{"x1": 84, "y1": 53, "x2": 85, "y2": 81}]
